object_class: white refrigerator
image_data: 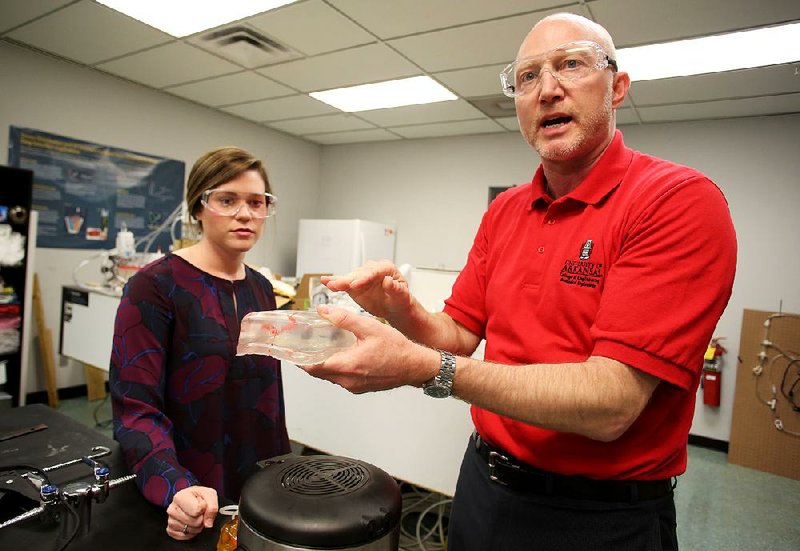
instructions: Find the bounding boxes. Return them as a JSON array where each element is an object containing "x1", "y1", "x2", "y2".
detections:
[{"x1": 295, "y1": 219, "x2": 396, "y2": 277}]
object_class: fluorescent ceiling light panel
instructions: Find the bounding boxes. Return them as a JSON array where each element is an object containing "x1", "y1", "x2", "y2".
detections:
[
  {"x1": 96, "y1": 0, "x2": 299, "y2": 37},
  {"x1": 617, "y1": 21, "x2": 800, "y2": 82},
  {"x1": 310, "y1": 76, "x2": 458, "y2": 112}
]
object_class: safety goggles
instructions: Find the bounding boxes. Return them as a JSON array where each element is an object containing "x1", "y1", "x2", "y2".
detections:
[
  {"x1": 200, "y1": 189, "x2": 277, "y2": 219},
  {"x1": 500, "y1": 40, "x2": 618, "y2": 98}
]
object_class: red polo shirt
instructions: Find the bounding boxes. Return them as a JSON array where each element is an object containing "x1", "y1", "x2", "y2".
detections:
[{"x1": 443, "y1": 130, "x2": 736, "y2": 480}]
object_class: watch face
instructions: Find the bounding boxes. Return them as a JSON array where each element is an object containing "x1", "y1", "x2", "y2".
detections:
[{"x1": 424, "y1": 385, "x2": 450, "y2": 399}]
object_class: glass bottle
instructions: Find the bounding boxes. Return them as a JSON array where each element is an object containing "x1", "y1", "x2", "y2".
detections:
[{"x1": 216, "y1": 505, "x2": 239, "y2": 551}]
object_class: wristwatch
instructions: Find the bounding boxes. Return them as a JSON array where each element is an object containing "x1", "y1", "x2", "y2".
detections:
[{"x1": 423, "y1": 350, "x2": 456, "y2": 398}]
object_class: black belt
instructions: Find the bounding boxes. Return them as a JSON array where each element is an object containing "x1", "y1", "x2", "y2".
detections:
[{"x1": 473, "y1": 433, "x2": 674, "y2": 503}]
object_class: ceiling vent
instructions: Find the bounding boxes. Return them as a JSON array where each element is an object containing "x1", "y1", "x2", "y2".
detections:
[{"x1": 193, "y1": 25, "x2": 301, "y2": 68}]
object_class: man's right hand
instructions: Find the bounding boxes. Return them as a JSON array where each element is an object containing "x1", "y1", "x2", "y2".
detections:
[{"x1": 321, "y1": 260, "x2": 412, "y2": 322}]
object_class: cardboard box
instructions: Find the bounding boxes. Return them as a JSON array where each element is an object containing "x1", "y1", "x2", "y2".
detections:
[{"x1": 291, "y1": 273, "x2": 331, "y2": 311}]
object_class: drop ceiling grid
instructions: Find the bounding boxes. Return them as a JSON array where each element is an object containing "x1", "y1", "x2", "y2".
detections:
[
  {"x1": 434, "y1": 66, "x2": 511, "y2": 100},
  {"x1": 4, "y1": 0, "x2": 172, "y2": 65},
  {"x1": 356, "y1": 100, "x2": 487, "y2": 127},
  {"x1": 95, "y1": 41, "x2": 242, "y2": 89},
  {"x1": 246, "y1": 0, "x2": 376, "y2": 57},
  {"x1": 269, "y1": 113, "x2": 376, "y2": 134},
  {"x1": 325, "y1": 0, "x2": 570, "y2": 40},
  {"x1": 0, "y1": 0, "x2": 75, "y2": 35},
  {"x1": 305, "y1": 128, "x2": 402, "y2": 145},
  {"x1": 0, "y1": 0, "x2": 798, "y2": 144},
  {"x1": 221, "y1": 94, "x2": 338, "y2": 122},
  {"x1": 637, "y1": 93, "x2": 800, "y2": 124},
  {"x1": 255, "y1": 42, "x2": 421, "y2": 92},
  {"x1": 386, "y1": 9, "x2": 583, "y2": 74},
  {"x1": 164, "y1": 71, "x2": 296, "y2": 107},
  {"x1": 630, "y1": 66, "x2": 800, "y2": 107},
  {"x1": 590, "y1": 0, "x2": 800, "y2": 47},
  {"x1": 390, "y1": 118, "x2": 506, "y2": 139}
]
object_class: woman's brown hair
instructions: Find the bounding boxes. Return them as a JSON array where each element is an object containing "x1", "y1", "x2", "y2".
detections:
[{"x1": 186, "y1": 146, "x2": 271, "y2": 226}]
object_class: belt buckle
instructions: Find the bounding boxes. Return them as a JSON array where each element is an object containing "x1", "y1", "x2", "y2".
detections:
[{"x1": 488, "y1": 450, "x2": 519, "y2": 485}]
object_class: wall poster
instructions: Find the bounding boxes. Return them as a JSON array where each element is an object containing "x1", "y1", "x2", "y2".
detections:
[{"x1": 7, "y1": 126, "x2": 184, "y2": 250}]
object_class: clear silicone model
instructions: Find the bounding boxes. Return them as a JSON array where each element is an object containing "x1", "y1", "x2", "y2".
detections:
[{"x1": 236, "y1": 310, "x2": 356, "y2": 365}]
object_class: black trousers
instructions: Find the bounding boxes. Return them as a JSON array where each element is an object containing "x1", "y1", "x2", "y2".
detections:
[{"x1": 447, "y1": 437, "x2": 679, "y2": 551}]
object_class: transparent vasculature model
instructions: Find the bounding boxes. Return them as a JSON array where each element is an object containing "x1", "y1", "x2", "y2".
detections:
[{"x1": 236, "y1": 310, "x2": 356, "y2": 365}]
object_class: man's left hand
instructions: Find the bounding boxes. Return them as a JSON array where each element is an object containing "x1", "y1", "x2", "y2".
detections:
[{"x1": 303, "y1": 305, "x2": 438, "y2": 393}]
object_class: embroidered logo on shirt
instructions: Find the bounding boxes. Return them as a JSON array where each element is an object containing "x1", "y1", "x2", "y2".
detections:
[
  {"x1": 560, "y1": 239, "x2": 603, "y2": 289},
  {"x1": 579, "y1": 239, "x2": 593, "y2": 260}
]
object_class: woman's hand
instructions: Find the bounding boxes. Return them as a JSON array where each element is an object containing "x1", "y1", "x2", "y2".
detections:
[{"x1": 166, "y1": 486, "x2": 219, "y2": 540}]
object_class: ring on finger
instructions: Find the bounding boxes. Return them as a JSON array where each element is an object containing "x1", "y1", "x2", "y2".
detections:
[{"x1": 182, "y1": 523, "x2": 189, "y2": 535}]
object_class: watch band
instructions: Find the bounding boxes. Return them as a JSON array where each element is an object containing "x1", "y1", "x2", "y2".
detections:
[{"x1": 423, "y1": 350, "x2": 456, "y2": 398}]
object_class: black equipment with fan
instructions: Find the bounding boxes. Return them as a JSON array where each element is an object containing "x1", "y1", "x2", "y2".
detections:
[{"x1": 236, "y1": 454, "x2": 401, "y2": 551}]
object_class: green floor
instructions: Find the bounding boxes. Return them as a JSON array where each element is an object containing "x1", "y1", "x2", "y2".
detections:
[
  {"x1": 57, "y1": 393, "x2": 114, "y2": 439},
  {"x1": 58, "y1": 395, "x2": 800, "y2": 550}
]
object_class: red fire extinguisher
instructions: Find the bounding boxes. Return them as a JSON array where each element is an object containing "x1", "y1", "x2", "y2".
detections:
[{"x1": 702, "y1": 337, "x2": 726, "y2": 407}]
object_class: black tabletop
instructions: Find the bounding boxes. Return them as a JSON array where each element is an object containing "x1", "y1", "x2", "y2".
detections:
[{"x1": 0, "y1": 404, "x2": 222, "y2": 550}]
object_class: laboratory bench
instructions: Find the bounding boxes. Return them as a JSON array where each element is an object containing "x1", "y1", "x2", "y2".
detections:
[{"x1": 0, "y1": 404, "x2": 222, "y2": 550}]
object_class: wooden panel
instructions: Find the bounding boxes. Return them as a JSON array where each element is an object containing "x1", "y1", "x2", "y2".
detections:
[
  {"x1": 728, "y1": 309, "x2": 800, "y2": 479},
  {"x1": 84, "y1": 363, "x2": 107, "y2": 402},
  {"x1": 32, "y1": 273, "x2": 58, "y2": 408}
]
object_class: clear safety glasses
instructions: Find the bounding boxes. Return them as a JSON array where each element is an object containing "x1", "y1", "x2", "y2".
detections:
[
  {"x1": 201, "y1": 189, "x2": 277, "y2": 219},
  {"x1": 500, "y1": 40, "x2": 618, "y2": 98}
]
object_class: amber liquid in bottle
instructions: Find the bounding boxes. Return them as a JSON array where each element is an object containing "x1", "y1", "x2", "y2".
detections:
[{"x1": 216, "y1": 515, "x2": 238, "y2": 551}]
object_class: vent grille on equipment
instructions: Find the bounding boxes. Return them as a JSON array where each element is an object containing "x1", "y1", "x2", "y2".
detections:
[{"x1": 280, "y1": 457, "x2": 370, "y2": 496}]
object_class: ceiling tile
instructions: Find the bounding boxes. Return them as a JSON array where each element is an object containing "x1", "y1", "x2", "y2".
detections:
[
  {"x1": 390, "y1": 119, "x2": 506, "y2": 139},
  {"x1": 305, "y1": 129, "x2": 401, "y2": 145},
  {"x1": 637, "y1": 93, "x2": 800, "y2": 123},
  {"x1": 0, "y1": 0, "x2": 73, "y2": 34},
  {"x1": 6, "y1": 0, "x2": 171, "y2": 65},
  {"x1": 96, "y1": 42, "x2": 240, "y2": 89},
  {"x1": 357, "y1": 100, "x2": 485, "y2": 126},
  {"x1": 495, "y1": 116, "x2": 520, "y2": 131},
  {"x1": 257, "y1": 43, "x2": 420, "y2": 92},
  {"x1": 329, "y1": 0, "x2": 567, "y2": 39},
  {"x1": 631, "y1": 65, "x2": 800, "y2": 106},
  {"x1": 267, "y1": 114, "x2": 374, "y2": 135},
  {"x1": 434, "y1": 65, "x2": 506, "y2": 98},
  {"x1": 591, "y1": 0, "x2": 800, "y2": 47},
  {"x1": 222, "y1": 94, "x2": 337, "y2": 122},
  {"x1": 388, "y1": 8, "x2": 582, "y2": 73},
  {"x1": 165, "y1": 72, "x2": 294, "y2": 107},
  {"x1": 619, "y1": 95, "x2": 635, "y2": 110},
  {"x1": 616, "y1": 107, "x2": 641, "y2": 126},
  {"x1": 247, "y1": 0, "x2": 375, "y2": 56}
]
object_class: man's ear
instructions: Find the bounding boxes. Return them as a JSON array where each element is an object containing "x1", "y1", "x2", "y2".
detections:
[{"x1": 611, "y1": 71, "x2": 631, "y2": 109}]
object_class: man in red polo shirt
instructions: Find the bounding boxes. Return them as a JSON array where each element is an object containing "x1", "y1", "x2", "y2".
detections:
[{"x1": 308, "y1": 12, "x2": 736, "y2": 551}]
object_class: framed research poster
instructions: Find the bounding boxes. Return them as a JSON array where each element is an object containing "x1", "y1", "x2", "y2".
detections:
[
  {"x1": 488, "y1": 185, "x2": 514, "y2": 205},
  {"x1": 7, "y1": 126, "x2": 184, "y2": 250}
]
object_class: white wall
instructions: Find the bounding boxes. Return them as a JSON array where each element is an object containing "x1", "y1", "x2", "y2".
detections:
[
  {"x1": 318, "y1": 113, "x2": 800, "y2": 443},
  {"x1": 0, "y1": 41, "x2": 322, "y2": 392}
]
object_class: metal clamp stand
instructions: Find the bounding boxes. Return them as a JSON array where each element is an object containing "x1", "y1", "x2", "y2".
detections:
[{"x1": 0, "y1": 445, "x2": 136, "y2": 542}]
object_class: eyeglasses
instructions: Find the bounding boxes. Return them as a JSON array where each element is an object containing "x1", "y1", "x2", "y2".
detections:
[
  {"x1": 201, "y1": 189, "x2": 277, "y2": 219},
  {"x1": 500, "y1": 40, "x2": 618, "y2": 98}
]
